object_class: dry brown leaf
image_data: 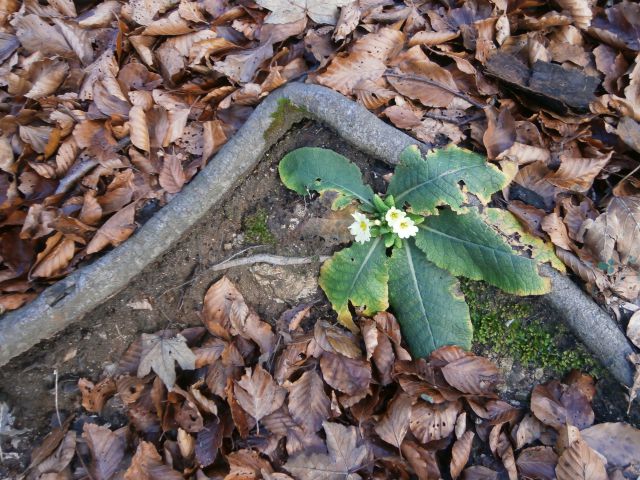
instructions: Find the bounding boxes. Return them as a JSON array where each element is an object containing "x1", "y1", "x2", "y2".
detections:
[
  {"x1": 284, "y1": 421, "x2": 369, "y2": 480},
  {"x1": 159, "y1": 154, "x2": 186, "y2": 194},
  {"x1": 78, "y1": 378, "x2": 116, "y2": 413},
  {"x1": 82, "y1": 423, "x2": 125, "y2": 480},
  {"x1": 315, "y1": 50, "x2": 386, "y2": 96},
  {"x1": 124, "y1": 441, "x2": 182, "y2": 480},
  {"x1": 137, "y1": 333, "x2": 196, "y2": 389},
  {"x1": 401, "y1": 440, "x2": 440, "y2": 479},
  {"x1": 541, "y1": 212, "x2": 572, "y2": 251},
  {"x1": 546, "y1": 151, "x2": 612, "y2": 193},
  {"x1": 25, "y1": 59, "x2": 69, "y2": 100},
  {"x1": 530, "y1": 381, "x2": 594, "y2": 431},
  {"x1": 256, "y1": 0, "x2": 351, "y2": 25},
  {"x1": 555, "y1": 438, "x2": 607, "y2": 480},
  {"x1": 556, "y1": 0, "x2": 592, "y2": 29},
  {"x1": 410, "y1": 400, "x2": 459, "y2": 443},
  {"x1": 234, "y1": 365, "x2": 286, "y2": 427},
  {"x1": 353, "y1": 79, "x2": 396, "y2": 109},
  {"x1": 582, "y1": 195, "x2": 640, "y2": 271},
  {"x1": 580, "y1": 422, "x2": 640, "y2": 468},
  {"x1": 142, "y1": 10, "x2": 193, "y2": 35},
  {"x1": 29, "y1": 430, "x2": 76, "y2": 478},
  {"x1": 374, "y1": 393, "x2": 412, "y2": 450},
  {"x1": 285, "y1": 370, "x2": 330, "y2": 433},
  {"x1": 383, "y1": 105, "x2": 422, "y2": 129},
  {"x1": 129, "y1": 106, "x2": 150, "y2": 152},
  {"x1": 214, "y1": 42, "x2": 274, "y2": 83},
  {"x1": 319, "y1": 351, "x2": 371, "y2": 396},
  {"x1": 451, "y1": 431, "x2": 474, "y2": 479},
  {"x1": 31, "y1": 233, "x2": 75, "y2": 278},
  {"x1": 11, "y1": 14, "x2": 72, "y2": 56},
  {"x1": 627, "y1": 311, "x2": 640, "y2": 349},
  {"x1": 483, "y1": 106, "x2": 515, "y2": 159},
  {"x1": 441, "y1": 355, "x2": 500, "y2": 395},
  {"x1": 516, "y1": 446, "x2": 557, "y2": 480}
]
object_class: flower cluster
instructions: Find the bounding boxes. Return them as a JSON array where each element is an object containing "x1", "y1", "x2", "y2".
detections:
[{"x1": 348, "y1": 197, "x2": 419, "y2": 245}]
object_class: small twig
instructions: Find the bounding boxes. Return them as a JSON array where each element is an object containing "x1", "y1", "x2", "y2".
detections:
[
  {"x1": 158, "y1": 245, "x2": 266, "y2": 298},
  {"x1": 53, "y1": 369, "x2": 62, "y2": 428},
  {"x1": 206, "y1": 254, "x2": 331, "y2": 271},
  {"x1": 54, "y1": 159, "x2": 98, "y2": 195},
  {"x1": 384, "y1": 70, "x2": 486, "y2": 109}
]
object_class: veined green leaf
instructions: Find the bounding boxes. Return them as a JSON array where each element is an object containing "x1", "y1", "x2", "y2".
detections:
[
  {"x1": 388, "y1": 239, "x2": 472, "y2": 357},
  {"x1": 319, "y1": 238, "x2": 389, "y2": 332},
  {"x1": 483, "y1": 207, "x2": 566, "y2": 272},
  {"x1": 415, "y1": 208, "x2": 550, "y2": 295},
  {"x1": 387, "y1": 145, "x2": 508, "y2": 214},
  {"x1": 279, "y1": 147, "x2": 375, "y2": 209}
]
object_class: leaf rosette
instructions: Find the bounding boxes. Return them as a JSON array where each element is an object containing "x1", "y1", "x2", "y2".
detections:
[{"x1": 279, "y1": 145, "x2": 553, "y2": 356}]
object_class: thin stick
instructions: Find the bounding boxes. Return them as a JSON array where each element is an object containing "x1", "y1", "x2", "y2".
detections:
[
  {"x1": 53, "y1": 369, "x2": 62, "y2": 428},
  {"x1": 206, "y1": 254, "x2": 330, "y2": 271},
  {"x1": 384, "y1": 71, "x2": 485, "y2": 109}
]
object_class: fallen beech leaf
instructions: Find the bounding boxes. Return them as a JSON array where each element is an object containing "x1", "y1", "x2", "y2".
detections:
[
  {"x1": 580, "y1": 422, "x2": 640, "y2": 468},
  {"x1": 159, "y1": 154, "x2": 186, "y2": 195},
  {"x1": 25, "y1": 59, "x2": 69, "y2": 99},
  {"x1": 555, "y1": 438, "x2": 606, "y2": 480},
  {"x1": 29, "y1": 430, "x2": 76, "y2": 478},
  {"x1": 627, "y1": 311, "x2": 640, "y2": 349},
  {"x1": 83, "y1": 423, "x2": 125, "y2": 480},
  {"x1": 516, "y1": 446, "x2": 558, "y2": 480},
  {"x1": 374, "y1": 393, "x2": 412, "y2": 450},
  {"x1": 353, "y1": 79, "x2": 396, "y2": 109},
  {"x1": 530, "y1": 381, "x2": 594, "y2": 430},
  {"x1": 462, "y1": 465, "x2": 498, "y2": 479},
  {"x1": 401, "y1": 440, "x2": 440, "y2": 479},
  {"x1": 78, "y1": 378, "x2": 116, "y2": 413},
  {"x1": 256, "y1": 0, "x2": 351, "y2": 25},
  {"x1": 137, "y1": 333, "x2": 196, "y2": 389},
  {"x1": 410, "y1": 400, "x2": 459, "y2": 443},
  {"x1": 86, "y1": 203, "x2": 137, "y2": 255},
  {"x1": 195, "y1": 419, "x2": 222, "y2": 467},
  {"x1": 129, "y1": 106, "x2": 150, "y2": 152},
  {"x1": 124, "y1": 441, "x2": 182, "y2": 480},
  {"x1": 319, "y1": 351, "x2": 371, "y2": 396},
  {"x1": 227, "y1": 449, "x2": 274, "y2": 478},
  {"x1": 314, "y1": 320, "x2": 362, "y2": 358},
  {"x1": 284, "y1": 421, "x2": 369, "y2": 479},
  {"x1": 285, "y1": 370, "x2": 330, "y2": 433},
  {"x1": 514, "y1": 413, "x2": 544, "y2": 449},
  {"x1": 315, "y1": 51, "x2": 386, "y2": 95},
  {"x1": 483, "y1": 106, "x2": 515, "y2": 159},
  {"x1": 214, "y1": 42, "x2": 274, "y2": 83},
  {"x1": 451, "y1": 431, "x2": 474, "y2": 479},
  {"x1": 541, "y1": 212, "x2": 572, "y2": 250},
  {"x1": 11, "y1": 14, "x2": 72, "y2": 56},
  {"x1": 556, "y1": 0, "x2": 592, "y2": 29},
  {"x1": 441, "y1": 355, "x2": 500, "y2": 395},
  {"x1": 30, "y1": 233, "x2": 75, "y2": 278},
  {"x1": 234, "y1": 365, "x2": 286, "y2": 427}
]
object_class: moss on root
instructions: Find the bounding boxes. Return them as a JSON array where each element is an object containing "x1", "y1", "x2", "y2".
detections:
[
  {"x1": 243, "y1": 209, "x2": 275, "y2": 245},
  {"x1": 264, "y1": 98, "x2": 308, "y2": 141},
  {"x1": 461, "y1": 280, "x2": 602, "y2": 377}
]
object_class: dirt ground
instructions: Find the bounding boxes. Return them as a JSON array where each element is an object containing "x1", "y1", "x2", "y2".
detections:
[{"x1": 0, "y1": 121, "x2": 637, "y2": 474}]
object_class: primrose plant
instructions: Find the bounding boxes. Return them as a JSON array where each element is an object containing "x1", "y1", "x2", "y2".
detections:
[{"x1": 279, "y1": 145, "x2": 551, "y2": 357}]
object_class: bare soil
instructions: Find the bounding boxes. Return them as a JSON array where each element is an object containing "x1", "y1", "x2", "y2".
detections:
[{"x1": 0, "y1": 121, "x2": 637, "y2": 474}]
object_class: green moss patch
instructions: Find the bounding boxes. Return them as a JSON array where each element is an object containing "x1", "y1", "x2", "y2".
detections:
[
  {"x1": 243, "y1": 209, "x2": 275, "y2": 245},
  {"x1": 462, "y1": 280, "x2": 601, "y2": 377},
  {"x1": 264, "y1": 98, "x2": 308, "y2": 141}
]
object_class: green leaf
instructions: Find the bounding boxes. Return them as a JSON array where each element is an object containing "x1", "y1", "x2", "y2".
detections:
[
  {"x1": 415, "y1": 208, "x2": 550, "y2": 295},
  {"x1": 387, "y1": 145, "x2": 508, "y2": 214},
  {"x1": 279, "y1": 147, "x2": 375, "y2": 209},
  {"x1": 388, "y1": 239, "x2": 472, "y2": 357},
  {"x1": 482, "y1": 208, "x2": 566, "y2": 272},
  {"x1": 319, "y1": 238, "x2": 389, "y2": 332}
]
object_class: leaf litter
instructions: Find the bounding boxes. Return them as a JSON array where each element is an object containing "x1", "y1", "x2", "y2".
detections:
[
  {"x1": 2, "y1": 0, "x2": 640, "y2": 475},
  {"x1": 20, "y1": 276, "x2": 640, "y2": 479}
]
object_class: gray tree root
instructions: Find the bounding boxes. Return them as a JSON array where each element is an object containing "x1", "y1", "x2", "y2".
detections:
[{"x1": 0, "y1": 83, "x2": 635, "y2": 388}]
